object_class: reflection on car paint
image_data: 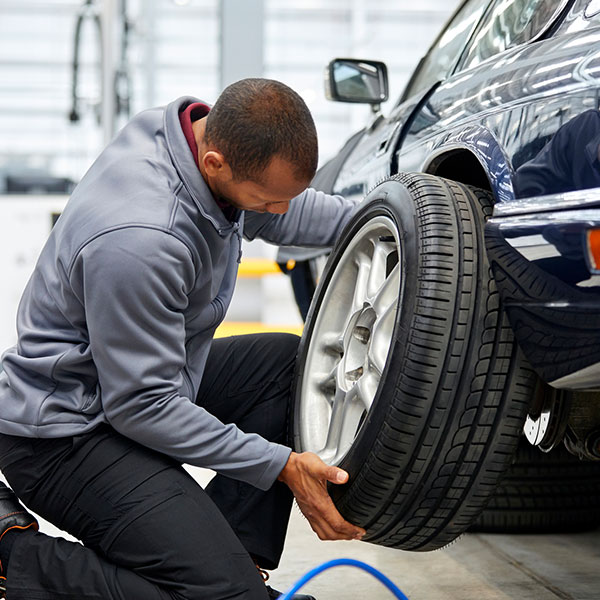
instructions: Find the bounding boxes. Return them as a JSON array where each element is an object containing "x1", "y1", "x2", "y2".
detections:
[{"x1": 514, "y1": 110, "x2": 600, "y2": 198}]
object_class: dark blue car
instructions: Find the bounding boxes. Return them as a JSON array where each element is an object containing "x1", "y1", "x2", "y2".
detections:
[{"x1": 289, "y1": 0, "x2": 600, "y2": 551}]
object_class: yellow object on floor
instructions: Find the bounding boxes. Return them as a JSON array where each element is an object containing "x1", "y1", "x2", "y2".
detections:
[
  {"x1": 222, "y1": 259, "x2": 302, "y2": 338},
  {"x1": 215, "y1": 321, "x2": 304, "y2": 338},
  {"x1": 237, "y1": 258, "x2": 283, "y2": 278}
]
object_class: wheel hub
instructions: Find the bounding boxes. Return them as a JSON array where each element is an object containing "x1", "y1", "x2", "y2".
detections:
[{"x1": 297, "y1": 216, "x2": 402, "y2": 465}]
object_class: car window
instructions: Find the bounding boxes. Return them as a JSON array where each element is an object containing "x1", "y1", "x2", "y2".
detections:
[
  {"x1": 460, "y1": 0, "x2": 567, "y2": 71},
  {"x1": 401, "y1": 0, "x2": 491, "y2": 101}
]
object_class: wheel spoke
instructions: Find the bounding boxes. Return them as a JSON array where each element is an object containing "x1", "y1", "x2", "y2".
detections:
[
  {"x1": 366, "y1": 241, "x2": 389, "y2": 301},
  {"x1": 356, "y1": 369, "x2": 379, "y2": 411},
  {"x1": 321, "y1": 387, "x2": 347, "y2": 459},
  {"x1": 335, "y1": 386, "x2": 368, "y2": 461},
  {"x1": 320, "y1": 331, "x2": 345, "y2": 356},
  {"x1": 315, "y1": 361, "x2": 339, "y2": 393},
  {"x1": 352, "y1": 252, "x2": 371, "y2": 312},
  {"x1": 373, "y1": 262, "x2": 400, "y2": 316},
  {"x1": 369, "y1": 301, "x2": 396, "y2": 375}
]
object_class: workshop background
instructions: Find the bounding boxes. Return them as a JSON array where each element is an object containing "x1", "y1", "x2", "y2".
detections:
[
  {"x1": 3, "y1": 2, "x2": 600, "y2": 599},
  {"x1": 0, "y1": 0, "x2": 454, "y2": 353}
]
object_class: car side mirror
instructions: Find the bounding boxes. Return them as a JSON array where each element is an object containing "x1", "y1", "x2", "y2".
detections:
[{"x1": 325, "y1": 58, "x2": 389, "y2": 108}]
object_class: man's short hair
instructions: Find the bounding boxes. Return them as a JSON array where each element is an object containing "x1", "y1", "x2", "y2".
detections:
[{"x1": 204, "y1": 78, "x2": 318, "y2": 183}]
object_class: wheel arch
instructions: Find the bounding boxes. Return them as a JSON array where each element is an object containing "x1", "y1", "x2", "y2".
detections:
[
  {"x1": 425, "y1": 149, "x2": 492, "y2": 192},
  {"x1": 419, "y1": 125, "x2": 515, "y2": 203}
]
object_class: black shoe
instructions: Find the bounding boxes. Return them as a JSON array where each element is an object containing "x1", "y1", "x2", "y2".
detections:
[
  {"x1": 0, "y1": 482, "x2": 38, "y2": 540},
  {"x1": 256, "y1": 567, "x2": 316, "y2": 600},
  {"x1": 266, "y1": 585, "x2": 316, "y2": 600},
  {"x1": 0, "y1": 482, "x2": 38, "y2": 581}
]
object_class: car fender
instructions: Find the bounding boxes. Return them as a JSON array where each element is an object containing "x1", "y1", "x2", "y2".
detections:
[{"x1": 421, "y1": 124, "x2": 516, "y2": 203}]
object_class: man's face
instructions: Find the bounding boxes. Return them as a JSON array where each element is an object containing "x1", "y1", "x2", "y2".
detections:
[{"x1": 204, "y1": 154, "x2": 310, "y2": 215}]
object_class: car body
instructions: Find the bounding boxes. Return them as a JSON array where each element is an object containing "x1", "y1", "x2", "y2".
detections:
[{"x1": 303, "y1": 0, "x2": 600, "y2": 459}]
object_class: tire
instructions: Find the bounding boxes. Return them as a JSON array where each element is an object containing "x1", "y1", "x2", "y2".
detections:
[
  {"x1": 472, "y1": 439, "x2": 600, "y2": 533},
  {"x1": 291, "y1": 173, "x2": 535, "y2": 551}
]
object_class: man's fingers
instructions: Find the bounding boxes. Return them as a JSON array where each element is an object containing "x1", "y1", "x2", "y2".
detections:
[
  {"x1": 297, "y1": 495, "x2": 365, "y2": 540},
  {"x1": 326, "y1": 504, "x2": 366, "y2": 538},
  {"x1": 307, "y1": 516, "x2": 339, "y2": 541},
  {"x1": 317, "y1": 518, "x2": 365, "y2": 541},
  {"x1": 301, "y1": 452, "x2": 348, "y2": 484},
  {"x1": 326, "y1": 465, "x2": 349, "y2": 484},
  {"x1": 306, "y1": 513, "x2": 357, "y2": 541},
  {"x1": 329, "y1": 513, "x2": 366, "y2": 539}
]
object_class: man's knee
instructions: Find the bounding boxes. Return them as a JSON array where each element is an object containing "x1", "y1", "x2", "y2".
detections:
[
  {"x1": 257, "y1": 332, "x2": 300, "y2": 363},
  {"x1": 267, "y1": 332, "x2": 301, "y2": 378},
  {"x1": 275, "y1": 332, "x2": 301, "y2": 356},
  {"x1": 100, "y1": 479, "x2": 269, "y2": 599}
]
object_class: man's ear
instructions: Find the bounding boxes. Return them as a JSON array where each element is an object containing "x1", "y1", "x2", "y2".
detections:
[{"x1": 202, "y1": 150, "x2": 228, "y2": 178}]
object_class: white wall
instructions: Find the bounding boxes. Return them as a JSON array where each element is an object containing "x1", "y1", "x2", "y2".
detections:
[
  {"x1": 0, "y1": 196, "x2": 69, "y2": 352},
  {"x1": 0, "y1": 0, "x2": 458, "y2": 181}
]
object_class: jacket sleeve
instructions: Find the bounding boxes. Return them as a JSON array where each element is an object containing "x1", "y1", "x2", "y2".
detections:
[
  {"x1": 70, "y1": 227, "x2": 290, "y2": 490},
  {"x1": 243, "y1": 188, "x2": 357, "y2": 246}
]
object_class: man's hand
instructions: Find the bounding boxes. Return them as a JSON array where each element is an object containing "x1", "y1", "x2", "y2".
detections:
[{"x1": 278, "y1": 451, "x2": 366, "y2": 541}]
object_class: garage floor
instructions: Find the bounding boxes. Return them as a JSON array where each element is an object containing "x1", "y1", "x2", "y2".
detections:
[
  {"x1": 269, "y1": 507, "x2": 600, "y2": 600},
  {"x1": 3, "y1": 468, "x2": 598, "y2": 599}
]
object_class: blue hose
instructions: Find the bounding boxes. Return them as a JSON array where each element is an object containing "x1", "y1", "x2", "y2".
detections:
[{"x1": 277, "y1": 558, "x2": 410, "y2": 600}]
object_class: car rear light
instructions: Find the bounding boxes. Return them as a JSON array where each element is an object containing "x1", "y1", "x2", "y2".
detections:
[{"x1": 586, "y1": 229, "x2": 600, "y2": 272}]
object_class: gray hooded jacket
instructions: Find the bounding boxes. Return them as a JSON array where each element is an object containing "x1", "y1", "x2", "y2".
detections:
[{"x1": 0, "y1": 97, "x2": 355, "y2": 491}]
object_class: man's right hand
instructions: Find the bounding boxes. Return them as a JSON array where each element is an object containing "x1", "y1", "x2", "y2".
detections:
[{"x1": 278, "y1": 451, "x2": 366, "y2": 541}]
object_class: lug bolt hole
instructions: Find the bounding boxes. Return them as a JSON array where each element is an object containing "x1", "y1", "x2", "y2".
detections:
[
  {"x1": 353, "y1": 326, "x2": 370, "y2": 344},
  {"x1": 346, "y1": 366, "x2": 363, "y2": 382}
]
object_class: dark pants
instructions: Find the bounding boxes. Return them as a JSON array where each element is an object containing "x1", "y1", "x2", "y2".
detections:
[{"x1": 0, "y1": 333, "x2": 299, "y2": 600}]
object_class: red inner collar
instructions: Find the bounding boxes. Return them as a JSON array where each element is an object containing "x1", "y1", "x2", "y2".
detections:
[
  {"x1": 179, "y1": 102, "x2": 210, "y2": 169},
  {"x1": 179, "y1": 103, "x2": 237, "y2": 221}
]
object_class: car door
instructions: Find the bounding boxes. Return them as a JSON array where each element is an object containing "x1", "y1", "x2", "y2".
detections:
[{"x1": 331, "y1": 0, "x2": 492, "y2": 201}]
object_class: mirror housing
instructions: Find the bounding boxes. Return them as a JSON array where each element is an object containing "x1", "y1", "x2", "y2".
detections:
[{"x1": 325, "y1": 58, "x2": 389, "y2": 106}]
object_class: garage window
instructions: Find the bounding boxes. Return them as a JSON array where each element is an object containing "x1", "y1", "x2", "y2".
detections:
[{"x1": 459, "y1": 0, "x2": 567, "y2": 71}]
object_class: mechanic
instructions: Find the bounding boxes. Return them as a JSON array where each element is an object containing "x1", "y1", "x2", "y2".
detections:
[{"x1": 0, "y1": 78, "x2": 365, "y2": 600}]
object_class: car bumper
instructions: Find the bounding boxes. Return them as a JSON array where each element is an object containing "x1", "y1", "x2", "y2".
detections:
[{"x1": 485, "y1": 189, "x2": 600, "y2": 390}]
